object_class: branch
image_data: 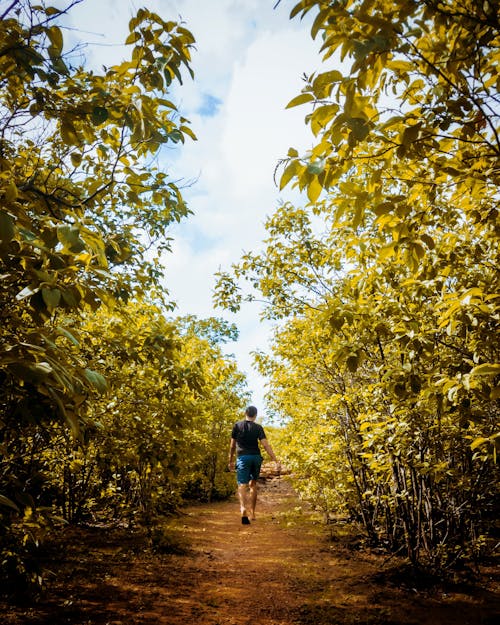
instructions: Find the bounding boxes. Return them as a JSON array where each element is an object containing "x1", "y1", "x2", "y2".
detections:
[
  {"x1": 434, "y1": 336, "x2": 473, "y2": 359},
  {"x1": 422, "y1": 0, "x2": 500, "y2": 31},
  {"x1": 404, "y1": 37, "x2": 500, "y2": 155},
  {"x1": 0, "y1": 0, "x2": 20, "y2": 21}
]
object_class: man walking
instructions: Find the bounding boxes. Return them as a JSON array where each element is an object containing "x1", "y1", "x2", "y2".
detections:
[{"x1": 228, "y1": 405, "x2": 280, "y2": 524}]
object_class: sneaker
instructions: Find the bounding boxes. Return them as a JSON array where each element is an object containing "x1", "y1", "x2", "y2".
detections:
[{"x1": 241, "y1": 516, "x2": 250, "y2": 525}]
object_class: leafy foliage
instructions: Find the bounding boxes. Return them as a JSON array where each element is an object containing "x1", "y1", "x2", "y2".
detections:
[
  {"x1": 1, "y1": 0, "x2": 196, "y2": 435},
  {"x1": 1, "y1": 302, "x2": 248, "y2": 586},
  {"x1": 0, "y1": 2, "x2": 250, "y2": 590},
  {"x1": 215, "y1": 0, "x2": 500, "y2": 569}
]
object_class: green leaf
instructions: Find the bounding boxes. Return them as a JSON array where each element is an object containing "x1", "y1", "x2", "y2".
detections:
[
  {"x1": 373, "y1": 202, "x2": 394, "y2": 216},
  {"x1": 409, "y1": 374, "x2": 422, "y2": 394},
  {"x1": 168, "y1": 129, "x2": 183, "y2": 143},
  {"x1": 56, "y1": 326, "x2": 80, "y2": 346},
  {"x1": 346, "y1": 354, "x2": 359, "y2": 372},
  {"x1": 42, "y1": 287, "x2": 61, "y2": 310},
  {"x1": 329, "y1": 313, "x2": 345, "y2": 331},
  {"x1": 61, "y1": 287, "x2": 81, "y2": 308},
  {"x1": 46, "y1": 26, "x2": 63, "y2": 54},
  {"x1": 412, "y1": 242, "x2": 426, "y2": 259},
  {"x1": 91, "y1": 106, "x2": 109, "y2": 125},
  {"x1": 51, "y1": 56, "x2": 69, "y2": 75},
  {"x1": 60, "y1": 120, "x2": 79, "y2": 145},
  {"x1": 70, "y1": 152, "x2": 82, "y2": 167},
  {"x1": 57, "y1": 225, "x2": 85, "y2": 253},
  {"x1": 348, "y1": 117, "x2": 370, "y2": 141},
  {"x1": 307, "y1": 159, "x2": 325, "y2": 175},
  {"x1": 420, "y1": 233, "x2": 435, "y2": 249},
  {"x1": 84, "y1": 368, "x2": 108, "y2": 393},
  {"x1": 401, "y1": 123, "x2": 421, "y2": 146},
  {"x1": 0, "y1": 494, "x2": 20, "y2": 513},
  {"x1": 0, "y1": 210, "x2": 15, "y2": 243}
]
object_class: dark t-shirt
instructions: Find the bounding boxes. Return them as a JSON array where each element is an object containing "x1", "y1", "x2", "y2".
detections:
[{"x1": 231, "y1": 419, "x2": 266, "y2": 456}]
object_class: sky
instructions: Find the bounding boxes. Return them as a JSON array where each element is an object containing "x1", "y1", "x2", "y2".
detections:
[{"x1": 57, "y1": 0, "x2": 323, "y2": 421}]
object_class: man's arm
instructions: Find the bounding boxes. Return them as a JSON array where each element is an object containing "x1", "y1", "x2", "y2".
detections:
[
  {"x1": 228, "y1": 438, "x2": 237, "y2": 471},
  {"x1": 261, "y1": 438, "x2": 281, "y2": 470}
]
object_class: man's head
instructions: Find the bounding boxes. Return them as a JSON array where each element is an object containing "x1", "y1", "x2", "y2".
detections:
[{"x1": 245, "y1": 405, "x2": 257, "y2": 419}]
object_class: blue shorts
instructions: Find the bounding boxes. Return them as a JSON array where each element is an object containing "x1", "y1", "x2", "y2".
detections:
[{"x1": 236, "y1": 455, "x2": 263, "y2": 484}]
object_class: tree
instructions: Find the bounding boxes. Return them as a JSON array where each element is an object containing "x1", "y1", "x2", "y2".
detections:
[
  {"x1": 215, "y1": 0, "x2": 499, "y2": 568},
  {"x1": 50, "y1": 307, "x2": 248, "y2": 523},
  {"x1": 1, "y1": 1, "x2": 196, "y2": 435},
  {"x1": 280, "y1": 0, "x2": 500, "y2": 449},
  {"x1": 0, "y1": 301, "x2": 249, "y2": 585},
  {"x1": 279, "y1": 0, "x2": 499, "y2": 405},
  {"x1": 0, "y1": 0, "x2": 196, "y2": 586}
]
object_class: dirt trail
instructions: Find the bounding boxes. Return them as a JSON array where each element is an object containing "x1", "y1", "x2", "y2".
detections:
[{"x1": 3, "y1": 472, "x2": 499, "y2": 625}]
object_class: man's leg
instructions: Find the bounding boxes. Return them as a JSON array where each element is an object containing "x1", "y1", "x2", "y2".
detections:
[
  {"x1": 236, "y1": 456, "x2": 253, "y2": 524},
  {"x1": 249, "y1": 479, "x2": 258, "y2": 520},
  {"x1": 248, "y1": 456, "x2": 263, "y2": 520},
  {"x1": 237, "y1": 482, "x2": 250, "y2": 516}
]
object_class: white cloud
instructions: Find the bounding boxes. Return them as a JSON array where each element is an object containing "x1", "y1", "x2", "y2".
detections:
[
  {"x1": 160, "y1": 18, "x2": 322, "y2": 416},
  {"x1": 56, "y1": 0, "x2": 324, "y2": 420}
]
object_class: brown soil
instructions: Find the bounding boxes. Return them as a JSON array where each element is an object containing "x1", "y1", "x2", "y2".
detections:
[{"x1": 2, "y1": 472, "x2": 499, "y2": 625}]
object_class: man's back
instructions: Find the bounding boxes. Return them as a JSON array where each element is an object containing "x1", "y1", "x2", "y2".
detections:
[{"x1": 231, "y1": 419, "x2": 265, "y2": 456}]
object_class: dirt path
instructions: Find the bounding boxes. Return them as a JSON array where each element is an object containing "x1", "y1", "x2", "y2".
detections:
[{"x1": 3, "y1": 473, "x2": 499, "y2": 624}]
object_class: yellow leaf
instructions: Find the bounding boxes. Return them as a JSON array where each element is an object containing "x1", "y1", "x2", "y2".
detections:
[
  {"x1": 179, "y1": 125, "x2": 197, "y2": 141},
  {"x1": 61, "y1": 121, "x2": 79, "y2": 146},
  {"x1": 379, "y1": 242, "x2": 397, "y2": 260},
  {"x1": 280, "y1": 159, "x2": 301, "y2": 191},
  {"x1": 5, "y1": 181, "x2": 18, "y2": 202},
  {"x1": 491, "y1": 387, "x2": 500, "y2": 400},
  {"x1": 47, "y1": 26, "x2": 63, "y2": 54},
  {"x1": 286, "y1": 93, "x2": 315, "y2": 109},
  {"x1": 470, "y1": 363, "x2": 500, "y2": 376},
  {"x1": 70, "y1": 152, "x2": 82, "y2": 167},
  {"x1": 307, "y1": 177, "x2": 322, "y2": 203},
  {"x1": 125, "y1": 31, "x2": 141, "y2": 45},
  {"x1": 470, "y1": 437, "x2": 489, "y2": 450}
]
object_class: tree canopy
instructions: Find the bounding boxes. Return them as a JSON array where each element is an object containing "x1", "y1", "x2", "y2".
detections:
[
  {"x1": 0, "y1": 1, "x2": 250, "y2": 588},
  {"x1": 1, "y1": 0, "x2": 196, "y2": 434},
  {"x1": 216, "y1": 0, "x2": 499, "y2": 569}
]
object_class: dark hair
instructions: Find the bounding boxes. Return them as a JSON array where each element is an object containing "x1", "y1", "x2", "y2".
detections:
[{"x1": 245, "y1": 405, "x2": 257, "y2": 418}]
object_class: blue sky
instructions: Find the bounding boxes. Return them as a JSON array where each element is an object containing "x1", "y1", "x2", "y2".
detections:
[
  {"x1": 58, "y1": 0, "x2": 322, "y2": 421},
  {"x1": 197, "y1": 94, "x2": 222, "y2": 117}
]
